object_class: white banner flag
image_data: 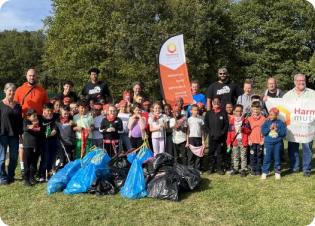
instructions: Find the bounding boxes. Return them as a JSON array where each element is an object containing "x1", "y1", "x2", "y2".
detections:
[{"x1": 266, "y1": 98, "x2": 315, "y2": 143}]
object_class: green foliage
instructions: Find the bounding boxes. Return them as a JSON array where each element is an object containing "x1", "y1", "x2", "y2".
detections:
[{"x1": 0, "y1": 30, "x2": 46, "y2": 89}]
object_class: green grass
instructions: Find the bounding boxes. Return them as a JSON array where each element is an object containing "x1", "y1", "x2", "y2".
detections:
[{"x1": 1, "y1": 152, "x2": 315, "y2": 225}]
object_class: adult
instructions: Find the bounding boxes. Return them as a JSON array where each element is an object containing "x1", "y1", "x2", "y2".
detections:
[
  {"x1": 206, "y1": 68, "x2": 243, "y2": 111},
  {"x1": 237, "y1": 79, "x2": 253, "y2": 117},
  {"x1": 54, "y1": 80, "x2": 79, "y2": 103},
  {"x1": 283, "y1": 74, "x2": 315, "y2": 177},
  {"x1": 14, "y1": 69, "x2": 49, "y2": 178},
  {"x1": 131, "y1": 81, "x2": 145, "y2": 104},
  {"x1": 0, "y1": 83, "x2": 23, "y2": 185},
  {"x1": 187, "y1": 80, "x2": 206, "y2": 116},
  {"x1": 81, "y1": 68, "x2": 111, "y2": 103},
  {"x1": 261, "y1": 78, "x2": 284, "y2": 111}
]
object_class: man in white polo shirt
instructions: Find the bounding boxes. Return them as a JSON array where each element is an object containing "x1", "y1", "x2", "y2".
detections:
[{"x1": 283, "y1": 73, "x2": 315, "y2": 177}]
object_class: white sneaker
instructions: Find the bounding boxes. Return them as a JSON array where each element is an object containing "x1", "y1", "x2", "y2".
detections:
[
  {"x1": 261, "y1": 173, "x2": 267, "y2": 180},
  {"x1": 39, "y1": 177, "x2": 45, "y2": 182},
  {"x1": 275, "y1": 173, "x2": 281, "y2": 180}
]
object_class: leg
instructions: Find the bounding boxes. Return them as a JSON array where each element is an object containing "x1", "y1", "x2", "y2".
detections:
[
  {"x1": 39, "y1": 140, "x2": 48, "y2": 178},
  {"x1": 181, "y1": 146, "x2": 188, "y2": 166},
  {"x1": 250, "y1": 144, "x2": 257, "y2": 172},
  {"x1": 216, "y1": 141, "x2": 224, "y2": 171},
  {"x1": 7, "y1": 136, "x2": 19, "y2": 181},
  {"x1": 159, "y1": 137, "x2": 165, "y2": 154},
  {"x1": 273, "y1": 142, "x2": 282, "y2": 174},
  {"x1": 165, "y1": 133, "x2": 173, "y2": 156},
  {"x1": 240, "y1": 145, "x2": 248, "y2": 171},
  {"x1": 262, "y1": 144, "x2": 272, "y2": 174},
  {"x1": 288, "y1": 142, "x2": 299, "y2": 172},
  {"x1": 256, "y1": 145, "x2": 263, "y2": 174},
  {"x1": 30, "y1": 148, "x2": 40, "y2": 181},
  {"x1": 208, "y1": 139, "x2": 216, "y2": 171},
  {"x1": 75, "y1": 139, "x2": 82, "y2": 159},
  {"x1": 152, "y1": 138, "x2": 159, "y2": 156},
  {"x1": 232, "y1": 146, "x2": 240, "y2": 171},
  {"x1": 0, "y1": 136, "x2": 8, "y2": 183},
  {"x1": 302, "y1": 141, "x2": 313, "y2": 173},
  {"x1": 122, "y1": 133, "x2": 132, "y2": 151},
  {"x1": 23, "y1": 148, "x2": 32, "y2": 182},
  {"x1": 48, "y1": 139, "x2": 57, "y2": 172}
]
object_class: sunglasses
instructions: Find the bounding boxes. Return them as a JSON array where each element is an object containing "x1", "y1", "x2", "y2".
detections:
[{"x1": 219, "y1": 73, "x2": 227, "y2": 75}]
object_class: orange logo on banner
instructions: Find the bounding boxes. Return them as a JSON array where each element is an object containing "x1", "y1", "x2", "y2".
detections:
[
  {"x1": 277, "y1": 106, "x2": 291, "y2": 126},
  {"x1": 167, "y1": 43, "x2": 177, "y2": 53}
]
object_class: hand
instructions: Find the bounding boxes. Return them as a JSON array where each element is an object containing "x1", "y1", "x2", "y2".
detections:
[
  {"x1": 69, "y1": 120, "x2": 74, "y2": 126},
  {"x1": 202, "y1": 140, "x2": 205, "y2": 146},
  {"x1": 260, "y1": 141, "x2": 264, "y2": 145},
  {"x1": 159, "y1": 124, "x2": 165, "y2": 129},
  {"x1": 76, "y1": 126, "x2": 83, "y2": 131},
  {"x1": 249, "y1": 141, "x2": 252, "y2": 146},
  {"x1": 185, "y1": 142, "x2": 189, "y2": 147},
  {"x1": 263, "y1": 96, "x2": 269, "y2": 102},
  {"x1": 28, "y1": 125, "x2": 34, "y2": 130},
  {"x1": 19, "y1": 136, "x2": 23, "y2": 144}
]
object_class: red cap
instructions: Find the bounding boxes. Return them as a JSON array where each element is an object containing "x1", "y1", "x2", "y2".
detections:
[
  {"x1": 123, "y1": 91, "x2": 131, "y2": 99},
  {"x1": 143, "y1": 101, "x2": 151, "y2": 106},
  {"x1": 269, "y1": 107, "x2": 279, "y2": 114},
  {"x1": 197, "y1": 102, "x2": 204, "y2": 109},
  {"x1": 63, "y1": 97, "x2": 71, "y2": 103},
  {"x1": 103, "y1": 104, "x2": 109, "y2": 111},
  {"x1": 93, "y1": 104, "x2": 102, "y2": 110},
  {"x1": 119, "y1": 100, "x2": 127, "y2": 106}
]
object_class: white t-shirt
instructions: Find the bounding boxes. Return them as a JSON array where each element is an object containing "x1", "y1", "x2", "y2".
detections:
[
  {"x1": 92, "y1": 114, "x2": 105, "y2": 139},
  {"x1": 170, "y1": 118, "x2": 187, "y2": 144},
  {"x1": 234, "y1": 120, "x2": 242, "y2": 140},
  {"x1": 148, "y1": 114, "x2": 169, "y2": 139},
  {"x1": 187, "y1": 115, "x2": 204, "y2": 138},
  {"x1": 118, "y1": 112, "x2": 131, "y2": 133}
]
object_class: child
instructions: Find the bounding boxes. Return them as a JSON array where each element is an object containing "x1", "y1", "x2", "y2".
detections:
[
  {"x1": 128, "y1": 103, "x2": 146, "y2": 149},
  {"x1": 73, "y1": 99, "x2": 95, "y2": 158},
  {"x1": 70, "y1": 102, "x2": 78, "y2": 116},
  {"x1": 135, "y1": 94, "x2": 145, "y2": 105},
  {"x1": 123, "y1": 91, "x2": 131, "y2": 112},
  {"x1": 247, "y1": 101, "x2": 266, "y2": 175},
  {"x1": 261, "y1": 107, "x2": 286, "y2": 180},
  {"x1": 148, "y1": 101, "x2": 169, "y2": 156},
  {"x1": 197, "y1": 102, "x2": 206, "y2": 118},
  {"x1": 224, "y1": 102, "x2": 234, "y2": 171},
  {"x1": 92, "y1": 103, "x2": 105, "y2": 148},
  {"x1": 100, "y1": 104, "x2": 123, "y2": 157},
  {"x1": 164, "y1": 104, "x2": 174, "y2": 157},
  {"x1": 53, "y1": 100, "x2": 62, "y2": 114},
  {"x1": 23, "y1": 109, "x2": 41, "y2": 187},
  {"x1": 237, "y1": 79, "x2": 253, "y2": 117},
  {"x1": 204, "y1": 97, "x2": 229, "y2": 175},
  {"x1": 55, "y1": 106, "x2": 76, "y2": 166},
  {"x1": 142, "y1": 101, "x2": 152, "y2": 150},
  {"x1": 186, "y1": 104, "x2": 205, "y2": 171},
  {"x1": 226, "y1": 104, "x2": 251, "y2": 177},
  {"x1": 169, "y1": 106, "x2": 187, "y2": 164},
  {"x1": 38, "y1": 103, "x2": 58, "y2": 182},
  {"x1": 174, "y1": 96, "x2": 188, "y2": 119},
  {"x1": 63, "y1": 97, "x2": 72, "y2": 106},
  {"x1": 118, "y1": 100, "x2": 132, "y2": 152},
  {"x1": 225, "y1": 102, "x2": 234, "y2": 120}
]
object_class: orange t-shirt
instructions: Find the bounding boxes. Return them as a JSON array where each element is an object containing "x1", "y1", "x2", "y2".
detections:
[
  {"x1": 14, "y1": 82, "x2": 49, "y2": 118},
  {"x1": 248, "y1": 115, "x2": 266, "y2": 144}
]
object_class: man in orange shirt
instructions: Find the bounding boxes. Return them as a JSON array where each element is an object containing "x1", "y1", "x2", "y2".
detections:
[{"x1": 14, "y1": 69, "x2": 49, "y2": 179}]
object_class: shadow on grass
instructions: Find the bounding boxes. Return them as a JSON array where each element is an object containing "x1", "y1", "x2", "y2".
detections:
[{"x1": 178, "y1": 177, "x2": 211, "y2": 201}]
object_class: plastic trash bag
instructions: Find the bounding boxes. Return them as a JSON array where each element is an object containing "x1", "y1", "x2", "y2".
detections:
[
  {"x1": 127, "y1": 152, "x2": 137, "y2": 163},
  {"x1": 87, "y1": 178, "x2": 115, "y2": 196},
  {"x1": 152, "y1": 153, "x2": 174, "y2": 171},
  {"x1": 108, "y1": 155, "x2": 131, "y2": 189},
  {"x1": 173, "y1": 163, "x2": 201, "y2": 190},
  {"x1": 47, "y1": 159, "x2": 81, "y2": 195},
  {"x1": 136, "y1": 147, "x2": 153, "y2": 164},
  {"x1": 63, "y1": 163, "x2": 97, "y2": 194},
  {"x1": 82, "y1": 150, "x2": 111, "y2": 181}
]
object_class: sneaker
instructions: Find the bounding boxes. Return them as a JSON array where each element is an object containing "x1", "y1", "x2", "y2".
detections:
[
  {"x1": 24, "y1": 181, "x2": 33, "y2": 187},
  {"x1": 230, "y1": 170, "x2": 239, "y2": 176},
  {"x1": 39, "y1": 177, "x2": 45, "y2": 183},
  {"x1": 241, "y1": 170, "x2": 246, "y2": 177},
  {"x1": 261, "y1": 173, "x2": 267, "y2": 180},
  {"x1": 21, "y1": 169, "x2": 25, "y2": 180},
  {"x1": 275, "y1": 173, "x2": 281, "y2": 179},
  {"x1": 218, "y1": 170, "x2": 225, "y2": 175},
  {"x1": 304, "y1": 172, "x2": 311, "y2": 177},
  {"x1": 29, "y1": 178, "x2": 38, "y2": 185},
  {"x1": 1, "y1": 180, "x2": 9, "y2": 186}
]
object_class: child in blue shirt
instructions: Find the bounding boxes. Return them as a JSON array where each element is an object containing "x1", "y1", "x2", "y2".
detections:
[{"x1": 261, "y1": 107, "x2": 286, "y2": 180}]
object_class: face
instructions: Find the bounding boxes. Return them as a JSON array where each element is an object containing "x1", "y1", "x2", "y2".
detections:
[
  {"x1": 54, "y1": 101, "x2": 61, "y2": 111},
  {"x1": 5, "y1": 86, "x2": 15, "y2": 99},
  {"x1": 218, "y1": 70, "x2": 227, "y2": 82},
  {"x1": 133, "y1": 107, "x2": 142, "y2": 115},
  {"x1": 212, "y1": 98, "x2": 221, "y2": 108},
  {"x1": 225, "y1": 104, "x2": 233, "y2": 114},
  {"x1": 269, "y1": 111, "x2": 278, "y2": 121},
  {"x1": 78, "y1": 105, "x2": 88, "y2": 115},
  {"x1": 90, "y1": 100, "x2": 95, "y2": 108},
  {"x1": 136, "y1": 96, "x2": 144, "y2": 104},
  {"x1": 63, "y1": 84, "x2": 72, "y2": 93},
  {"x1": 143, "y1": 104, "x2": 150, "y2": 112},
  {"x1": 90, "y1": 72, "x2": 98, "y2": 83},
  {"x1": 61, "y1": 110, "x2": 70, "y2": 119},
  {"x1": 124, "y1": 96, "x2": 131, "y2": 103},
  {"x1": 191, "y1": 107, "x2": 199, "y2": 116},
  {"x1": 100, "y1": 99, "x2": 106, "y2": 104},
  {"x1": 107, "y1": 106, "x2": 117, "y2": 117},
  {"x1": 26, "y1": 69, "x2": 37, "y2": 85},
  {"x1": 267, "y1": 78, "x2": 276, "y2": 91},
  {"x1": 43, "y1": 108, "x2": 53, "y2": 117},
  {"x1": 28, "y1": 113, "x2": 38, "y2": 122},
  {"x1": 153, "y1": 104, "x2": 162, "y2": 114},
  {"x1": 120, "y1": 105, "x2": 127, "y2": 113},
  {"x1": 251, "y1": 107, "x2": 261, "y2": 116},
  {"x1": 191, "y1": 83, "x2": 199, "y2": 93},
  {"x1": 164, "y1": 106, "x2": 172, "y2": 116},
  {"x1": 70, "y1": 104, "x2": 78, "y2": 115},
  {"x1": 94, "y1": 108, "x2": 101, "y2": 116},
  {"x1": 64, "y1": 101, "x2": 70, "y2": 106},
  {"x1": 243, "y1": 83, "x2": 252, "y2": 95},
  {"x1": 174, "y1": 110, "x2": 181, "y2": 118},
  {"x1": 233, "y1": 107, "x2": 243, "y2": 117},
  {"x1": 133, "y1": 85, "x2": 141, "y2": 95},
  {"x1": 176, "y1": 99, "x2": 183, "y2": 107},
  {"x1": 294, "y1": 75, "x2": 306, "y2": 91}
]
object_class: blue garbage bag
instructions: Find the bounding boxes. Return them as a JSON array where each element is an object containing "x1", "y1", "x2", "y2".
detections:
[
  {"x1": 121, "y1": 147, "x2": 153, "y2": 199},
  {"x1": 47, "y1": 159, "x2": 81, "y2": 195},
  {"x1": 90, "y1": 151, "x2": 111, "y2": 181},
  {"x1": 82, "y1": 149, "x2": 110, "y2": 167},
  {"x1": 63, "y1": 163, "x2": 97, "y2": 194},
  {"x1": 127, "y1": 152, "x2": 137, "y2": 164}
]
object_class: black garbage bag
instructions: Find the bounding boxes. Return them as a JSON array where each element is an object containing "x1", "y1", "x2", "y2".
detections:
[
  {"x1": 142, "y1": 159, "x2": 156, "y2": 184},
  {"x1": 172, "y1": 163, "x2": 201, "y2": 190},
  {"x1": 146, "y1": 171, "x2": 181, "y2": 201},
  {"x1": 108, "y1": 155, "x2": 131, "y2": 189},
  {"x1": 152, "y1": 153, "x2": 174, "y2": 171},
  {"x1": 87, "y1": 178, "x2": 115, "y2": 196}
]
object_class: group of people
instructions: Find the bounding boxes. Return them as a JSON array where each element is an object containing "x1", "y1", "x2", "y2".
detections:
[{"x1": 0, "y1": 67, "x2": 314, "y2": 187}]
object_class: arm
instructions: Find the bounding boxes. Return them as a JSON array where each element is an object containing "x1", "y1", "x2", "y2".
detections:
[
  {"x1": 261, "y1": 121, "x2": 270, "y2": 136},
  {"x1": 186, "y1": 125, "x2": 190, "y2": 147},
  {"x1": 206, "y1": 98, "x2": 211, "y2": 111},
  {"x1": 204, "y1": 111, "x2": 210, "y2": 134},
  {"x1": 117, "y1": 119, "x2": 124, "y2": 133},
  {"x1": 277, "y1": 122, "x2": 287, "y2": 138},
  {"x1": 201, "y1": 125, "x2": 205, "y2": 146},
  {"x1": 128, "y1": 116, "x2": 136, "y2": 130},
  {"x1": 241, "y1": 120, "x2": 251, "y2": 134}
]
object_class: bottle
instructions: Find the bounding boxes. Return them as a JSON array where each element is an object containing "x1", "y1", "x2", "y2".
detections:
[{"x1": 46, "y1": 125, "x2": 51, "y2": 136}]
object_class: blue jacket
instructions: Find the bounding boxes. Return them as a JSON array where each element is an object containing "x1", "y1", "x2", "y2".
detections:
[{"x1": 261, "y1": 119, "x2": 286, "y2": 144}]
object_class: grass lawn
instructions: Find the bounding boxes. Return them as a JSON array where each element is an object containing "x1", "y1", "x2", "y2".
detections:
[{"x1": 1, "y1": 148, "x2": 315, "y2": 225}]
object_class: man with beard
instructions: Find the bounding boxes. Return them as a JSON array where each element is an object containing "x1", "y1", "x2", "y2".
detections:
[
  {"x1": 283, "y1": 74, "x2": 315, "y2": 177},
  {"x1": 206, "y1": 68, "x2": 243, "y2": 111},
  {"x1": 14, "y1": 69, "x2": 49, "y2": 179},
  {"x1": 261, "y1": 77, "x2": 284, "y2": 112}
]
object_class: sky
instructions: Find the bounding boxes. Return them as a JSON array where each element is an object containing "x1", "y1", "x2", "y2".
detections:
[{"x1": 0, "y1": 0, "x2": 52, "y2": 31}]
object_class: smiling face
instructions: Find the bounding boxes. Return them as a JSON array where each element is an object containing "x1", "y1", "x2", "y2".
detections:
[
  {"x1": 133, "y1": 85, "x2": 141, "y2": 95},
  {"x1": 251, "y1": 107, "x2": 260, "y2": 116},
  {"x1": 233, "y1": 106, "x2": 243, "y2": 117},
  {"x1": 294, "y1": 75, "x2": 306, "y2": 91},
  {"x1": 164, "y1": 105, "x2": 172, "y2": 116},
  {"x1": 43, "y1": 108, "x2": 53, "y2": 118},
  {"x1": 243, "y1": 83, "x2": 252, "y2": 95},
  {"x1": 63, "y1": 84, "x2": 72, "y2": 94},
  {"x1": 191, "y1": 83, "x2": 199, "y2": 93},
  {"x1": 107, "y1": 106, "x2": 117, "y2": 118},
  {"x1": 225, "y1": 103, "x2": 233, "y2": 114},
  {"x1": 5, "y1": 86, "x2": 16, "y2": 100},
  {"x1": 61, "y1": 109, "x2": 70, "y2": 119},
  {"x1": 78, "y1": 105, "x2": 88, "y2": 115},
  {"x1": 269, "y1": 111, "x2": 278, "y2": 121},
  {"x1": 153, "y1": 104, "x2": 162, "y2": 115},
  {"x1": 218, "y1": 69, "x2": 228, "y2": 82}
]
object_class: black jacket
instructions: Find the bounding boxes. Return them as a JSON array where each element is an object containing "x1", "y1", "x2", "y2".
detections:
[{"x1": 204, "y1": 110, "x2": 229, "y2": 141}]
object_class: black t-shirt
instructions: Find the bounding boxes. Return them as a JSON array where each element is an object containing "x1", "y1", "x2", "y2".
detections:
[
  {"x1": 100, "y1": 117, "x2": 123, "y2": 141},
  {"x1": 54, "y1": 91, "x2": 79, "y2": 102},
  {"x1": 205, "y1": 80, "x2": 243, "y2": 107},
  {"x1": 81, "y1": 81, "x2": 111, "y2": 102},
  {"x1": 23, "y1": 119, "x2": 42, "y2": 148},
  {"x1": 267, "y1": 90, "x2": 277, "y2": 98},
  {"x1": 38, "y1": 113, "x2": 59, "y2": 140}
]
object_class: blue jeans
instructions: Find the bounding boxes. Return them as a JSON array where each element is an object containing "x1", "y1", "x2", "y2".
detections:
[
  {"x1": 119, "y1": 133, "x2": 132, "y2": 153},
  {"x1": 250, "y1": 144, "x2": 263, "y2": 172},
  {"x1": 262, "y1": 142, "x2": 282, "y2": 174},
  {"x1": 39, "y1": 138, "x2": 57, "y2": 177},
  {"x1": 0, "y1": 136, "x2": 19, "y2": 182},
  {"x1": 288, "y1": 141, "x2": 313, "y2": 173}
]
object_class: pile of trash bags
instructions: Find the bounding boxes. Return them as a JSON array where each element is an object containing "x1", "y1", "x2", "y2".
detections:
[{"x1": 47, "y1": 146, "x2": 201, "y2": 201}]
